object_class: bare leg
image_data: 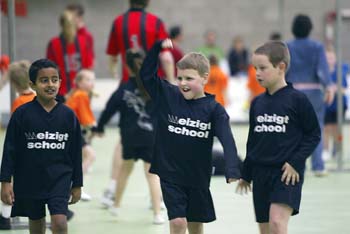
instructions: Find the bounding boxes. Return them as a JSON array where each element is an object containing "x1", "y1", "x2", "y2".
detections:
[
  {"x1": 82, "y1": 145, "x2": 96, "y2": 174},
  {"x1": 29, "y1": 217, "x2": 46, "y2": 234},
  {"x1": 111, "y1": 142, "x2": 123, "y2": 181},
  {"x1": 170, "y1": 218, "x2": 187, "y2": 234},
  {"x1": 188, "y1": 222, "x2": 203, "y2": 234},
  {"x1": 258, "y1": 223, "x2": 269, "y2": 234},
  {"x1": 50, "y1": 214, "x2": 68, "y2": 234},
  {"x1": 113, "y1": 160, "x2": 135, "y2": 207},
  {"x1": 269, "y1": 203, "x2": 293, "y2": 234},
  {"x1": 143, "y1": 162, "x2": 161, "y2": 215},
  {"x1": 323, "y1": 124, "x2": 331, "y2": 151}
]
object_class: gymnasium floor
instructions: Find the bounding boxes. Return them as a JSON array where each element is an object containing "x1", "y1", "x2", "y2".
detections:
[{"x1": 0, "y1": 125, "x2": 349, "y2": 234}]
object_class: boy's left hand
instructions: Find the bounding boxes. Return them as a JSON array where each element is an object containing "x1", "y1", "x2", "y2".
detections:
[
  {"x1": 281, "y1": 162, "x2": 300, "y2": 186},
  {"x1": 161, "y1": 39, "x2": 173, "y2": 49},
  {"x1": 69, "y1": 187, "x2": 82, "y2": 205}
]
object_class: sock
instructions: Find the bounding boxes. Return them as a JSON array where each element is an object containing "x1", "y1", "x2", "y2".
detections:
[
  {"x1": 1, "y1": 204, "x2": 11, "y2": 218},
  {"x1": 108, "y1": 180, "x2": 116, "y2": 192}
]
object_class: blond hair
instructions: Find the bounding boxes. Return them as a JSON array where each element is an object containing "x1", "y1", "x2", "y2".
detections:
[
  {"x1": 176, "y1": 52, "x2": 209, "y2": 77},
  {"x1": 75, "y1": 69, "x2": 94, "y2": 84},
  {"x1": 8, "y1": 60, "x2": 31, "y2": 90}
]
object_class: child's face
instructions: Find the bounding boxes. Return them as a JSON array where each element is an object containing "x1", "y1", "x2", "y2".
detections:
[
  {"x1": 176, "y1": 69, "x2": 208, "y2": 100},
  {"x1": 30, "y1": 68, "x2": 60, "y2": 102},
  {"x1": 77, "y1": 73, "x2": 95, "y2": 92},
  {"x1": 252, "y1": 53, "x2": 284, "y2": 90}
]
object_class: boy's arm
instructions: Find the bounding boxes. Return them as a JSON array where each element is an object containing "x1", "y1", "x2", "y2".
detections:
[
  {"x1": 0, "y1": 114, "x2": 18, "y2": 183},
  {"x1": 213, "y1": 105, "x2": 241, "y2": 182},
  {"x1": 94, "y1": 88, "x2": 122, "y2": 133},
  {"x1": 287, "y1": 96, "x2": 321, "y2": 171},
  {"x1": 71, "y1": 117, "x2": 83, "y2": 188}
]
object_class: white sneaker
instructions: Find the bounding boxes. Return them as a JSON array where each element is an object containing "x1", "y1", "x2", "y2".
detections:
[
  {"x1": 109, "y1": 206, "x2": 120, "y2": 216},
  {"x1": 81, "y1": 191, "x2": 92, "y2": 201},
  {"x1": 101, "y1": 189, "x2": 115, "y2": 208},
  {"x1": 153, "y1": 214, "x2": 165, "y2": 225},
  {"x1": 322, "y1": 150, "x2": 331, "y2": 161}
]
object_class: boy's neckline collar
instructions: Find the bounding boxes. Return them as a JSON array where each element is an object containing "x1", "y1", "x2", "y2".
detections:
[
  {"x1": 129, "y1": 8, "x2": 145, "y2": 12},
  {"x1": 265, "y1": 82, "x2": 293, "y2": 96}
]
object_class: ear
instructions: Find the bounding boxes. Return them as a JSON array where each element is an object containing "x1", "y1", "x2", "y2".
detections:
[
  {"x1": 278, "y1": 62, "x2": 286, "y2": 73},
  {"x1": 29, "y1": 80, "x2": 35, "y2": 90},
  {"x1": 202, "y1": 73, "x2": 209, "y2": 85}
]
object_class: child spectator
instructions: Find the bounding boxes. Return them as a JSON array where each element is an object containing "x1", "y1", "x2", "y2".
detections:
[
  {"x1": 0, "y1": 58, "x2": 83, "y2": 234},
  {"x1": 65, "y1": 69, "x2": 96, "y2": 201},
  {"x1": 204, "y1": 55, "x2": 228, "y2": 107},
  {"x1": 237, "y1": 41, "x2": 320, "y2": 234}
]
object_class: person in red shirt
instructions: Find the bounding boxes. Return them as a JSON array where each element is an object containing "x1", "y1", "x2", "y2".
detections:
[
  {"x1": 46, "y1": 10, "x2": 93, "y2": 102},
  {"x1": 106, "y1": 0, "x2": 174, "y2": 84},
  {"x1": 66, "y1": 3, "x2": 95, "y2": 67},
  {"x1": 169, "y1": 25, "x2": 184, "y2": 77}
]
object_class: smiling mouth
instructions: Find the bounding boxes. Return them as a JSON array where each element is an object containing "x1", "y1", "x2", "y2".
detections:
[{"x1": 182, "y1": 87, "x2": 190, "y2": 92}]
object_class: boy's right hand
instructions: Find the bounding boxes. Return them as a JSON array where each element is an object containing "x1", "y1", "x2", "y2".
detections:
[
  {"x1": 235, "y1": 179, "x2": 251, "y2": 195},
  {"x1": 1, "y1": 182, "x2": 14, "y2": 205},
  {"x1": 161, "y1": 39, "x2": 173, "y2": 49}
]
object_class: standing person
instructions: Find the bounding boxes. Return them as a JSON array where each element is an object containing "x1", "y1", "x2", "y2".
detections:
[
  {"x1": 93, "y1": 49, "x2": 164, "y2": 224},
  {"x1": 227, "y1": 36, "x2": 249, "y2": 77},
  {"x1": 286, "y1": 14, "x2": 334, "y2": 176},
  {"x1": 323, "y1": 46, "x2": 349, "y2": 160},
  {"x1": 237, "y1": 41, "x2": 321, "y2": 234},
  {"x1": 0, "y1": 60, "x2": 33, "y2": 230},
  {"x1": 196, "y1": 30, "x2": 225, "y2": 61},
  {"x1": 102, "y1": 0, "x2": 174, "y2": 205},
  {"x1": 169, "y1": 25, "x2": 184, "y2": 76},
  {"x1": 47, "y1": 10, "x2": 93, "y2": 102},
  {"x1": 66, "y1": 3, "x2": 95, "y2": 67},
  {"x1": 204, "y1": 55, "x2": 228, "y2": 107},
  {"x1": 106, "y1": 0, "x2": 174, "y2": 83},
  {"x1": 0, "y1": 59, "x2": 83, "y2": 234},
  {"x1": 140, "y1": 39, "x2": 241, "y2": 234},
  {"x1": 65, "y1": 70, "x2": 97, "y2": 201}
]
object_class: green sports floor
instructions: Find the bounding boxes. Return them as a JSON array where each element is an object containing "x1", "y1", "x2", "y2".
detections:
[{"x1": 0, "y1": 125, "x2": 350, "y2": 234}]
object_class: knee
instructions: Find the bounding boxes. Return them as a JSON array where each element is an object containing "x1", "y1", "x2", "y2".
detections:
[
  {"x1": 170, "y1": 218, "x2": 187, "y2": 231},
  {"x1": 269, "y1": 217, "x2": 285, "y2": 234},
  {"x1": 51, "y1": 218, "x2": 67, "y2": 233}
]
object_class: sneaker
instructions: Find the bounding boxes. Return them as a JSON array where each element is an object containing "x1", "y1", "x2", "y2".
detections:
[
  {"x1": 314, "y1": 170, "x2": 329, "y2": 177},
  {"x1": 101, "y1": 189, "x2": 115, "y2": 208},
  {"x1": 81, "y1": 191, "x2": 92, "y2": 201},
  {"x1": 109, "y1": 206, "x2": 120, "y2": 216},
  {"x1": 66, "y1": 209, "x2": 74, "y2": 221},
  {"x1": 153, "y1": 214, "x2": 165, "y2": 225},
  {"x1": 0, "y1": 215, "x2": 11, "y2": 230},
  {"x1": 322, "y1": 150, "x2": 331, "y2": 161}
]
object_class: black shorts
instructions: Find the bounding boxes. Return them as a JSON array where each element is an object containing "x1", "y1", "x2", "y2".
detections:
[
  {"x1": 252, "y1": 165, "x2": 304, "y2": 223},
  {"x1": 11, "y1": 197, "x2": 69, "y2": 220},
  {"x1": 324, "y1": 108, "x2": 346, "y2": 124},
  {"x1": 122, "y1": 146, "x2": 153, "y2": 163},
  {"x1": 160, "y1": 179, "x2": 216, "y2": 223}
]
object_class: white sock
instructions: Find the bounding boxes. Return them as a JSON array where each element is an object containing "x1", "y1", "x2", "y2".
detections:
[
  {"x1": 1, "y1": 204, "x2": 12, "y2": 218},
  {"x1": 108, "y1": 180, "x2": 116, "y2": 192}
]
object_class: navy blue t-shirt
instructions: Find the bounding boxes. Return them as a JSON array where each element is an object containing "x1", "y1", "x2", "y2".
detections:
[
  {"x1": 0, "y1": 99, "x2": 83, "y2": 199},
  {"x1": 140, "y1": 41, "x2": 241, "y2": 189},
  {"x1": 242, "y1": 84, "x2": 321, "y2": 183},
  {"x1": 96, "y1": 78, "x2": 156, "y2": 147}
]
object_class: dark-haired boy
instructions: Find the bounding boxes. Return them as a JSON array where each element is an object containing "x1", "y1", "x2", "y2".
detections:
[{"x1": 0, "y1": 58, "x2": 83, "y2": 234}]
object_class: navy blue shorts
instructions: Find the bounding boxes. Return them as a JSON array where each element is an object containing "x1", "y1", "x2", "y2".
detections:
[
  {"x1": 122, "y1": 146, "x2": 153, "y2": 163},
  {"x1": 160, "y1": 179, "x2": 216, "y2": 223},
  {"x1": 252, "y1": 165, "x2": 304, "y2": 223},
  {"x1": 11, "y1": 197, "x2": 69, "y2": 220}
]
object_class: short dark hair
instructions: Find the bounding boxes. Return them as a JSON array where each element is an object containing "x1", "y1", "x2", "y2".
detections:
[
  {"x1": 29, "y1": 59, "x2": 59, "y2": 84},
  {"x1": 129, "y1": 0, "x2": 149, "y2": 8},
  {"x1": 66, "y1": 3, "x2": 84, "y2": 16},
  {"x1": 254, "y1": 41, "x2": 290, "y2": 71},
  {"x1": 169, "y1": 26, "x2": 181, "y2": 39},
  {"x1": 269, "y1": 32, "x2": 282, "y2": 41},
  {"x1": 292, "y1": 14, "x2": 313, "y2": 38}
]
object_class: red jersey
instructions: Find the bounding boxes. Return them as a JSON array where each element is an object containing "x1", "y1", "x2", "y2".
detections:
[
  {"x1": 46, "y1": 34, "x2": 93, "y2": 96},
  {"x1": 106, "y1": 8, "x2": 168, "y2": 83},
  {"x1": 78, "y1": 27, "x2": 95, "y2": 63}
]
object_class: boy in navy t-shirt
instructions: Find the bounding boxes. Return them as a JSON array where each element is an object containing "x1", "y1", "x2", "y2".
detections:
[
  {"x1": 0, "y1": 59, "x2": 83, "y2": 234},
  {"x1": 140, "y1": 39, "x2": 241, "y2": 234},
  {"x1": 237, "y1": 41, "x2": 320, "y2": 234}
]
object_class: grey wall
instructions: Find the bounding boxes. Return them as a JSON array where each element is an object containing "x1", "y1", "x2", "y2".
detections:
[{"x1": 1, "y1": 0, "x2": 350, "y2": 78}]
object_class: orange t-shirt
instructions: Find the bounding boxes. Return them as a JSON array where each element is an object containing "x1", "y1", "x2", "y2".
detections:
[
  {"x1": 247, "y1": 64, "x2": 265, "y2": 99},
  {"x1": 11, "y1": 92, "x2": 36, "y2": 113},
  {"x1": 65, "y1": 89, "x2": 95, "y2": 126},
  {"x1": 205, "y1": 65, "x2": 228, "y2": 106}
]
